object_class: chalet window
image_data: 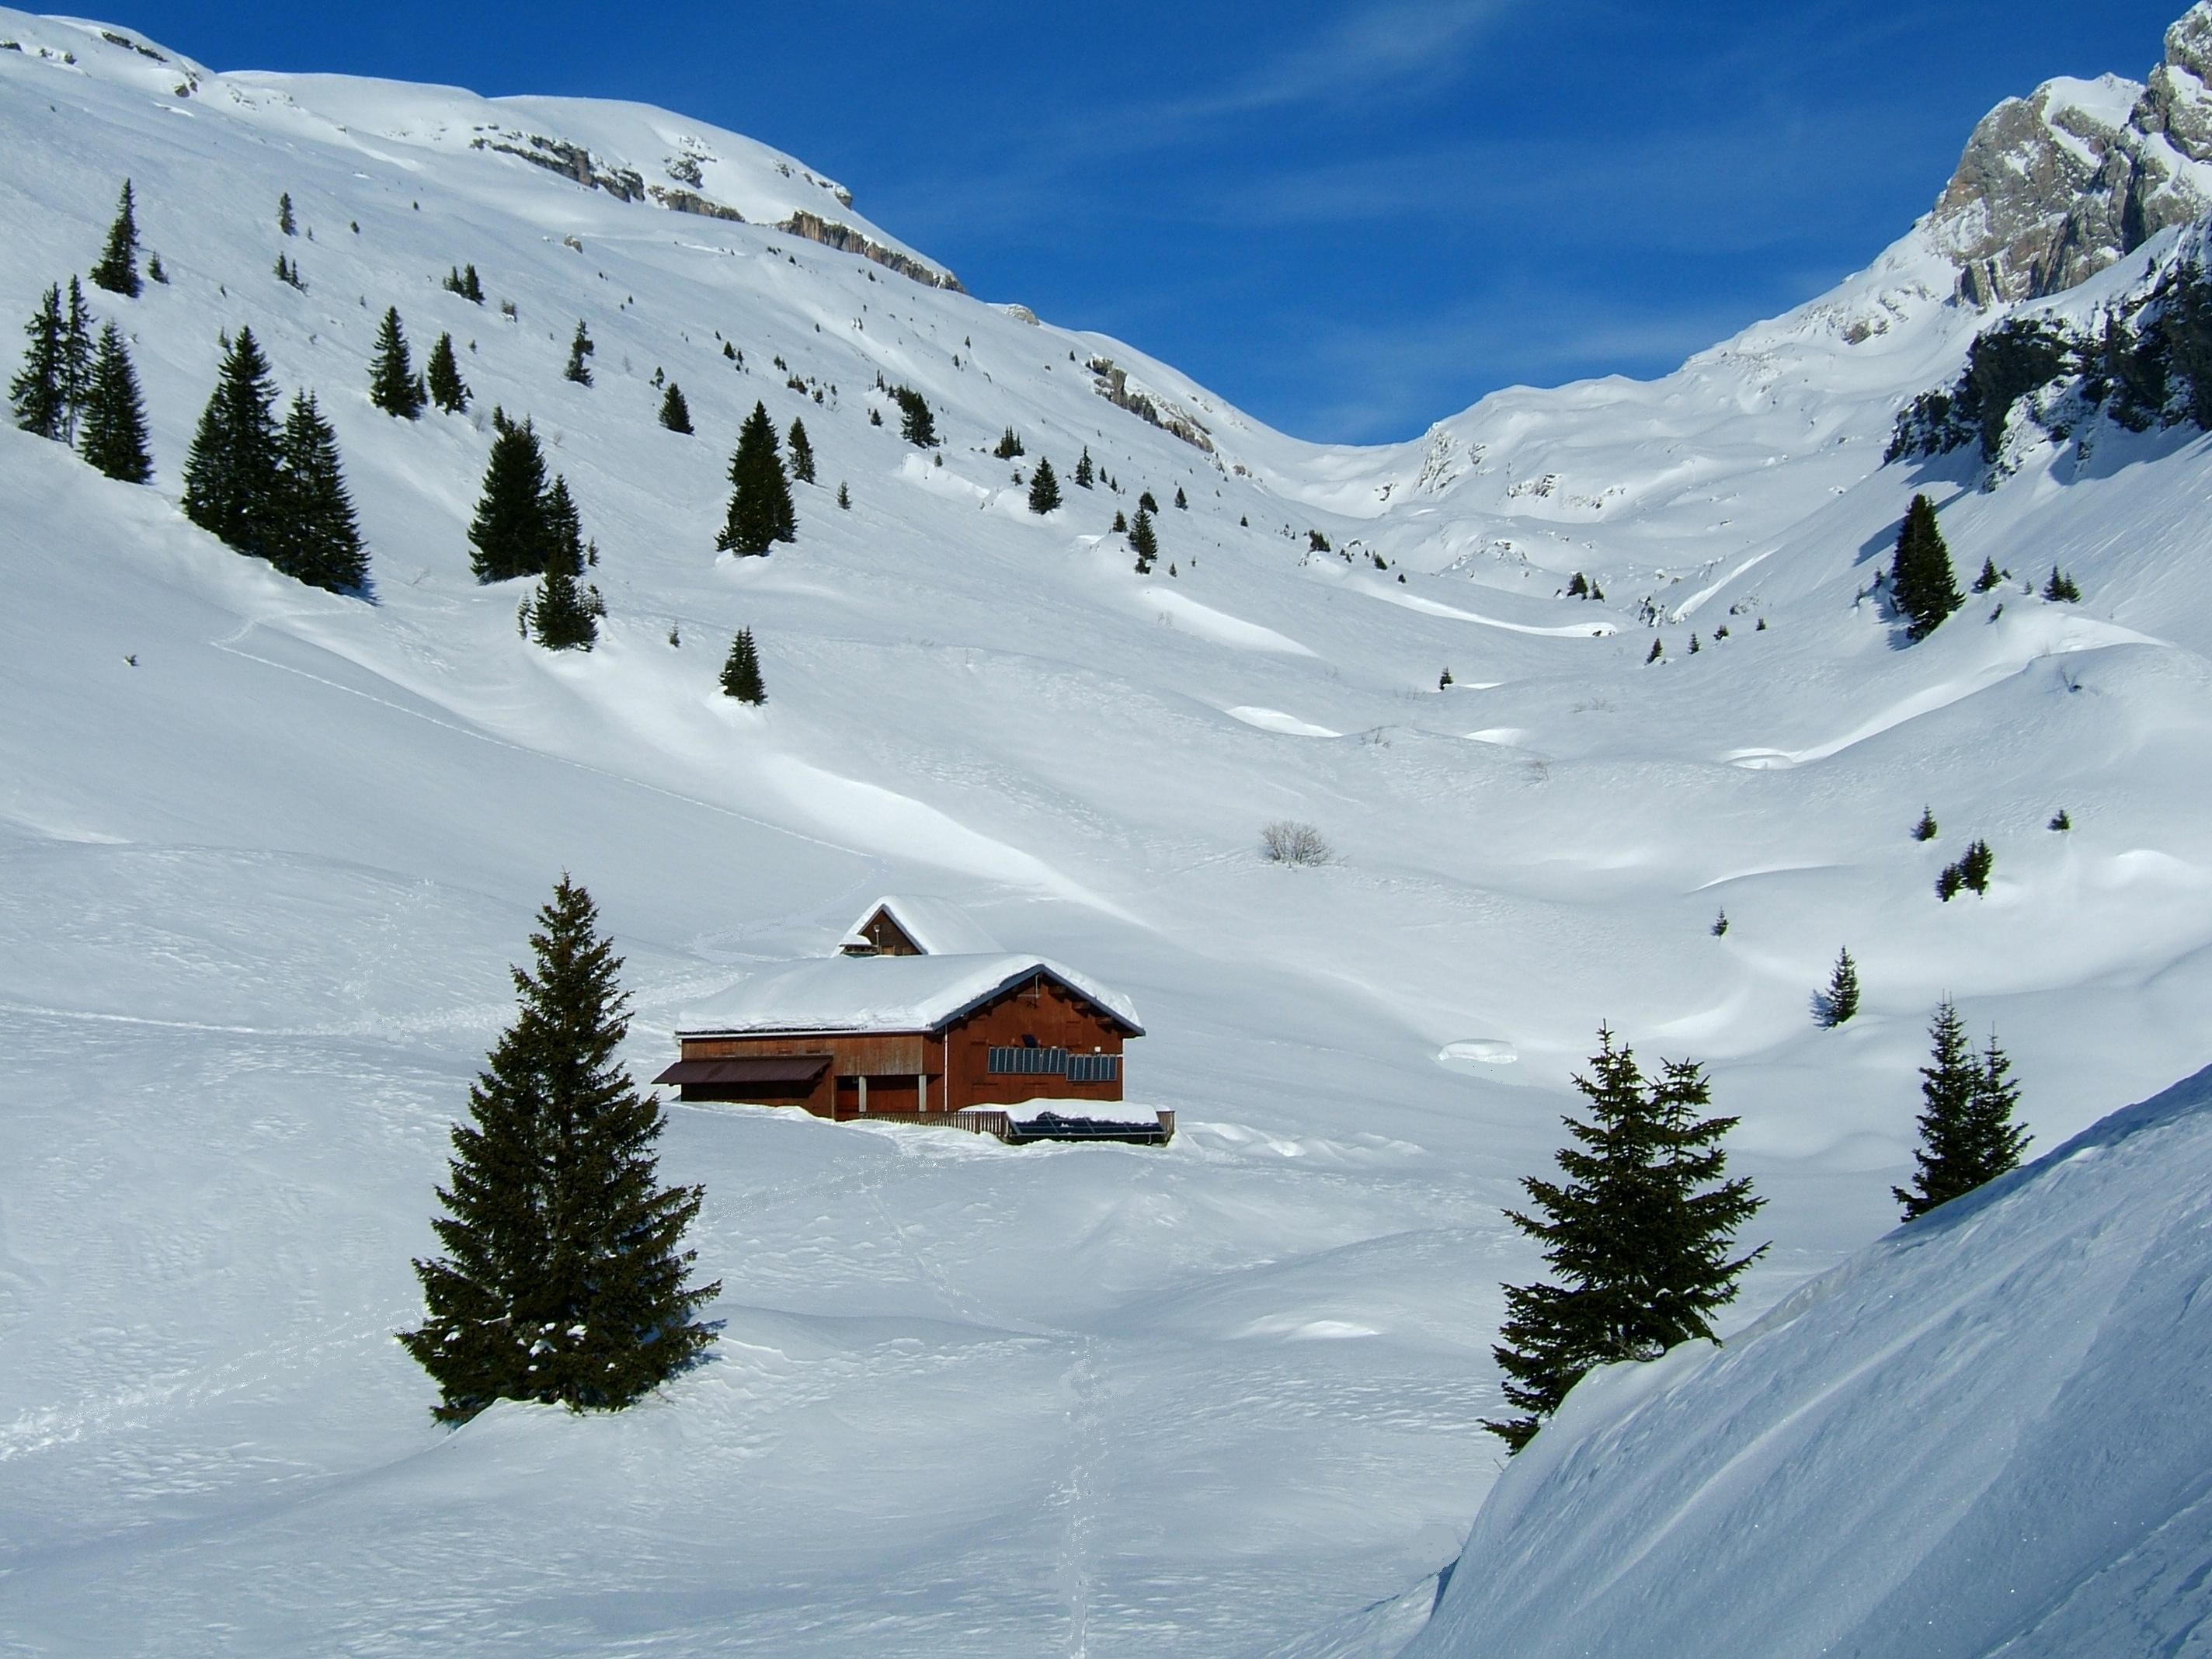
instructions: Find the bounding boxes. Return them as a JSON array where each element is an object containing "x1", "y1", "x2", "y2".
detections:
[
  {"x1": 988, "y1": 1045, "x2": 1067, "y2": 1075},
  {"x1": 1066, "y1": 1053, "x2": 1119, "y2": 1084}
]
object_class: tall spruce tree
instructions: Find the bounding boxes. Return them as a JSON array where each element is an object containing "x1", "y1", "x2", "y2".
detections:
[
  {"x1": 720, "y1": 628, "x2": 765, "y2": 704},
  {"x1": 541, "y1": 475, "x2": 585, "y2": 578},
  {"x1": 657, "y1": 382, "x2": 692, "y2": 433},
  {"x1": 1074, "y1": 446, "x2": 1094, "y2": 488},
  {"x1": 892, "y1": 384, "x2": 937, "y2": 447},
  {"x1": 1890, "y1": 494, "x2": 1963, "y2": 640},
  {"x1": 1028, "y1": 454, "x2": 1062, "y2": 514},
  {"x1": 564, "y1": 318, "x2": 594, "y2": 386},
  {"x1": 426, "y1": 332, "x2": 470, "y2": 414},
  {"x1": 277, "y1": 191, "x2": 296, "y2": 236},
  {"x1": 269, "y1": 392, "x2": 367, "y2": 593},
  {"x1": 78, "y1": 322, "x2": 153, "y2": 483},
  {"x1": 181, "y1": 326, "x2": 283, "y2": 557},
  {"x1": 715, "y1": 401, "x2": 795, "y2": 555},
  {"x1": 468, "y1": 410, "x2": 552, "y2": 583},
  {"x1": 1129, "y1": 503, "x2": 1158, "y2": 573},
  {"x1": 369, "y1": 306, "x2": 426, "y2": 419},
  {"x1": 10, "y1": 283, "x2": 67, "y2": 440},
  {"x1": 398, "y1": 876, "x2": 719, "y2": 1421},
  {"x1": 787, "y1": 416, "x2": 816, "y2": 482},
  {"x1": 1486, "y1": 1028, "x2": 1765, "y2": 1452},
  {"x1": 89, "y1": 179, "x2": 141, "y2": 298},
  {"x1": 1819, "y1": 948, "x2": 1860, "y2": 1028},
  {"x1": 1895, "y1": 1002, "x2": 2029, "y2": 1219},
  {"x1": 58, "y1": 280, "x2": 94, "y2": 444}
]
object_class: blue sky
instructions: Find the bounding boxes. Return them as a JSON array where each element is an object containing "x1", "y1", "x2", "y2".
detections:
[{"x1": 106, "y1": 1, "x2": 2185, "y2": 443}]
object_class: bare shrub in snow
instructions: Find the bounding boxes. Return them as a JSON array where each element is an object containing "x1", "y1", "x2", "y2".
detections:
[{"x1": 1260, "y1": 820, "x2": 1334, "y2": 866}]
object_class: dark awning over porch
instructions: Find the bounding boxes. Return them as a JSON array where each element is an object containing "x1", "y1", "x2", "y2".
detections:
[{"x1": 653, "y1": 1055, "x2": 832, "y2": 1087}]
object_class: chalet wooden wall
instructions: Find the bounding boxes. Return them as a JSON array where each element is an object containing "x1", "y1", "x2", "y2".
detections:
[{"x1": 943, "y1": 976, "x2": 1126, "y2": 1108}]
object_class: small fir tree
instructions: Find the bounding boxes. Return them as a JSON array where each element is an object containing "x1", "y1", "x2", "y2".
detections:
[
  {"x1": 1895, "y1": 1005, "x2": 2029, "y2": 1220},
  {"x1": 1111, "y1": 509, "x2": 1127, "y2": 533},
  {"x1": 1074, "y1": 447, "x2": 1094, "y2": 489},
  {"x1": 658, "y1": 383, "x2": 693, "y2": 434},
  {"x1": 398, "y1": 876, "x2": 719, "y2": 1421},
  {"x1": 1936, "y1": 863, "x2": 1965, "y2": 903},
  {"x1": 468, "y1": 411, "x2": 554, "y2": 583},
  {"x1": 1174, "y1": 485, "x2": 1188, "y2": 510},
  {"x1": 541, "y1": 475, "x2": 586, "y2": 579},
  {"x1": 715, "y1": 401, "x2": 795, "y2": 555},
  {"x1": 181, "y1": 326, "x2": 283, "y2": 558},
  {"x1": 720, "y1": 628, "x2": 766, "y2": 704},
  {"x1": 564, "y1": 318, "x2": 595, "y2": 386},
  {"x1": 1819, "y1": 948, "x2": 1860, "y2": 1028},
  {"x1": 1958, "y1": 837, "x2": 1995, "y2": 896},
  {"x1": 2043, "y1": 566, "x2": 2082, "y2": 603},
  {"x1": 269, "y1": 392, "x2": 368, "y2": 593},
  {"x1": 527, "y1": 568, "x2": 601, "y2": 650},
  {"x1": 892, "y1": 384, "x2": 937, "y2": 447},
  {"x1": 2049, "y1": 809, "x2": 2071, "y2": 832},
  {"x1": 993, "y1": 425, "x2": 1024, "y2": 459},
  {"x1": 1711, "y1": 909, "x2": 1729, "y2": 937},
  {"x1": 1486, "y1": 1028, "x2": 1765, "y2": 1451},
  {"x1": 444, "y1": 263, "x2": 485, "y2": 303},
  {"x1": 1129, "y1": 503, "x2": 1158, "y2": 573},
  {"x1": 89, "y1": 179, "x2": 141, "y2": 297},
  {"x1": 1028, "y1": 454, "x2": 1061, "y2": 513},
  {"x1": 1647, "y1": 638, "x2": 1664, "y2": 663},
  {"x1": 10, "y1": 283, "x2": 67, "y2": 440},
  {"x1": 1972, "y1": 556, "x2": 2002, "y2": 593},
  {"x1": 276, "y1": 191, "x2": 296, "y2": 235},
  {"x1": 57, "y1": 280, "x2": 94, "y2": 444},
  {"x1": 787, "y1": 416, "x2": 816, "y2": 482},
  {"x1": 78, "y1": 322, "x2": 154, "y2": 483},
  {"x1": 369, "y1": 307, "x2": 426, "y2": 419},
  {"x1": 1438, "y1": 667, "x2": 1453, "y2": 688},
  {"x1": 1913, "y1": 807, "x2": 1939, "y2": 842},
  {"x1": 1567, "y1": 572, "x2": 1589, "y2": 597},
  {"x1": 1890, "y1": 494, "x2": 1963, "y2": 640},
  {"x1": 426, "y1": 332, "x2": 471, "y2": 414},
  {"x1": 836, "y1": 481, "x2": 850, "y2": 510},
  {"x1": 147, "y1": 252, "x2": 168, "y2": 284}
]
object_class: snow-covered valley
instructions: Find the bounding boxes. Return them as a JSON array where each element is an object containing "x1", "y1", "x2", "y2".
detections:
[{"x1": 7, "y1": 8, "x2": 2212, "y2": 1653}]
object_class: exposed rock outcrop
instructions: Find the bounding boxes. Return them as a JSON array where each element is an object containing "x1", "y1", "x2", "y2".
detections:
[
  {"x1": 777, "y1": 210, "x2": 963, "y2": 292},
  {"x1": 469, "y1": 128, "x2": 645, "y2": 202},
  {"x1": 1087, "y1": 357, "x2": 1215, "y2": 454},
  {"x1": 649, "y1": 184, "x2": 744, "y2": 222},
  {"x1": 1931, "y1": 5, "x2": 2212, "y2": 306}
]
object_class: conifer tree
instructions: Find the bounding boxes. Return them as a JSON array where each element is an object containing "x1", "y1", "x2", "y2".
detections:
[
  {"x1": 1111, "y1": 509, "x2": 1127, "y2": 533},
  {"x1": 564, "y1": 318, "x2": 594, "y2": 386},
  {"x1": 1129, "y1": 503, "x2": 1158, "y2": 573},
  {"x1": 468, "y1": 410, "x2": 553, "y2": 583},
  {"x1": 993, "y1": 424, "x2": 1024, "y2": 459},
  {"x1": 1973, "y1": 556, "x2": 2002, "y2": 593},
  {"x1": 369, "y1": 306, "x2": 426, "y2": 419},
  {"x1": 1647, "y1": 638, "x2": 1664, "y2": 663},
  {"x1": 2042, "y1": 566, "x2": 2082, "y2": 603},
  {"x1": 269, "y1": 392, "x2": 368, "y2": 592},
  {"x1": 146, "y1": 252, "x2": 167, "y2": 285},
  {"x1": 541, "y1": 474, "x2": 585, "y2": 578},
  {"x1": 1819, "y1": 948, "x2": 1859, "y2": 1028},
  {"x1": 1138, "y1": 489, "x2": 1158, "y2": 514},
  {"x1": 1074, "y1": 446, "x2": 1094, "y2": 488},
  {"x1": 720, "y1": 628, "x2": 766, "y2": 704},
  {"x1": 1913, "y1": 807, "x2": 1939, "y2": 842},
  {"x1": 78, "y1": 322, "x2": 154, "y2": 483},
  {"x1": 1895, "y1": 1005, "x2": 2029, "y2": 1220},
  {"x1": 527, "y1": 568, "x2": 602, "y2": 650},
  {"x1": 1890, "y1": 494, "x2": 1963, "y2": 640},
  {"x1": 57, "y1": 279, "x2": 94, "y2": 444},
  {"x1": 787, "y1": 416, "x2": 816, "y2": 482},
  {"x1": 1174, "y1": 484, "x2": 1188, "y2": 510},
  {"x1": 892, "y1": 384, "x2": 936, "y2": 447},
  {"x1": 277, "y1": 191, "x2": 296, "y2": 236},
  {"x1": 1028, "y1": 454, "x2": 1061, "y2": 514},
  {"x1": 1958, "y1": 837, "x2": 1995, "y2": 896},
  {"x1": 426, "y1": 332, "x2": 470, "y2": 414},
  {"x1": 658, "y1": 382, "x2": 692, "y2": 434},
  {"x1": 399, "y1": 876, "x2": 719, "y2": 1421},
  {"x1": 182, "y1": 326, "x2": 283, "y2": 557},
  {"x1": 444, "y1": 263, "x2": 485, "y2": 304},
  {"x1": 715, "y1": 401, "x2": 795, "y2": 555},
  {"x1": 1486, "y1": 1028, "x2": 1765, "y2": 1451},
  {"x1": 10, "y1": 284, "x2": 67, "y2": 440},
  {"x1": 836, "y1": 481, "x2": 850, "y2": 510},
  {"x1": 89, "y1": 179, "x2": 141, "y2": 297}
]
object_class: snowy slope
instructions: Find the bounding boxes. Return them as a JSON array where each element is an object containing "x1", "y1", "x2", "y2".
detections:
[
  {"x1": 1407, "y1": 1067, "x2": 2212, "y2": 1658},
  {"x1": 6, "y1": 7, "x2": 2212, "y2": 1654}
]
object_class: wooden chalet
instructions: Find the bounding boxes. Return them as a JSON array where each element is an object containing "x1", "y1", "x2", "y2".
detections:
[{"x1": 657, "y1": 898, "x2": 1167, "y2": 1144}]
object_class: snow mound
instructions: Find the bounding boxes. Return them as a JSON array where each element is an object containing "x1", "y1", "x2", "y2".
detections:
[{"x1": 1409, "y1": 1063, "x2": 2212, "y2": 1658}]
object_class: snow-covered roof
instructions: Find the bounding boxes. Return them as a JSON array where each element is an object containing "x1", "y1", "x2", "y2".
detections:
[
  {"x1": 678, "y1": 953, "x2": 1143, "y2": 1037},
  {"x1": 840, "y1": 895, "x2": 1002, "y2": 956}
]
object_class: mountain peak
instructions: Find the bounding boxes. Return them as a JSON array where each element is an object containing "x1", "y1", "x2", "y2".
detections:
[{"x1": 1929, "y1": 3, "x2": 2212, "y2": 306}]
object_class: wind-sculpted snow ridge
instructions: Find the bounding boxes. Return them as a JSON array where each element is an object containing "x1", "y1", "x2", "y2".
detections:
[
  {"x1": 1407, "y1": 1065, "x2": 2212, "y2": 1658},
  {"x1": 10, "y1": 3, "x2": 2212, "y2": 1652}
]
